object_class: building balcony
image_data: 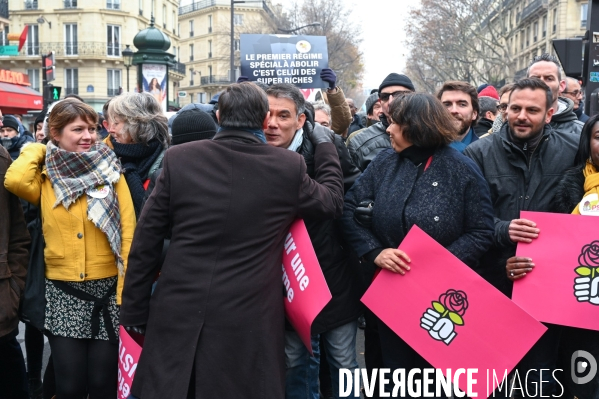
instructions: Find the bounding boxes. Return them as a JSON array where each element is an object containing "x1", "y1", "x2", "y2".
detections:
[
  {"x1": 172, "y1": 61, "x2": 186, "y2": 76},
  {"x1": 179, "y1": 0, "x2": 216, "y2": 15},
  {"x1": 12, "y1": 42, "x2": 122, "y2": 58},
  {"x1": 520, "y1": 0, "x2": 548, "y2": 24},
  {"x1": 201, "y1": 75, "x2": 230, "y2": 85}
]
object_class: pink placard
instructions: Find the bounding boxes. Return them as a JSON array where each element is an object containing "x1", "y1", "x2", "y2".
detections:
[
  {"x1": 362, "y1": 226, "x2": 546, "y2": 399},
  {"x1": 118, "y1": 326, "x2": 144, "y2": 399},
  {"x1": 514, "y1": 211, "x2": 599, "y2": 331},
  {"x1": 282, "y1": 219, "x2": 332, "y2": 354}
]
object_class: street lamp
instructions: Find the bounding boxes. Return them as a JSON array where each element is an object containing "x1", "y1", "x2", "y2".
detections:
[
  {"x1": 122, "y1": 44, "x2": 134, "y2": 92},
  {"x1": 277, "y1": 22, "x2": 321, "y2": 34}
]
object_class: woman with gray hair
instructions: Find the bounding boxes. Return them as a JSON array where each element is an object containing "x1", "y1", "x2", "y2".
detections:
[{"x1": 106, "y1": 92, "x2": 170, "y2": 218}]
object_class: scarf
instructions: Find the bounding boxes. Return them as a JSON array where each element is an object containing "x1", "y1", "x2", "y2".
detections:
[
  {"x1": 110, "y1": 137, "x2": 163, "y2": 218},
  {"x1": 572, "y1": 161, "x2": 599, "y2": 215},
  {"x1": 45, "y1": 142, "x2": 125, "y2": 275},
  {"x1": 287, "y1": 128, "x2": 304, "y2": 152}
]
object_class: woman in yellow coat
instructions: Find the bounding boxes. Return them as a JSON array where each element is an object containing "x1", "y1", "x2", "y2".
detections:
[{"x1": 5, "y1": 98, "x2": 136, "y2": 399}]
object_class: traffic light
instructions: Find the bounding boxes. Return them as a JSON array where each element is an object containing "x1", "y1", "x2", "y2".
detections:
[
  {"x1": 44, "y1": 85, "x2": 61, "y2": 105},
  {"x1": 42, "y1": 51, "x2": 55, "y2": 83},
  {"x1": 51, "y1": 86, "x2": 61, "y2": 101}
]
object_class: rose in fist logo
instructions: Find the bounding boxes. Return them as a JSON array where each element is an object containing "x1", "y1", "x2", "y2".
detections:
[
  {"x1": 420, "y1": 289, "x2": 469, "y2": 345},
  {"x1": 574, "y1": 241, "x2": 599, "y2": 305}
]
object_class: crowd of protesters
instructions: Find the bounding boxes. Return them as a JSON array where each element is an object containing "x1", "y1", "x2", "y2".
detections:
[{"x1": 0, "y1": 55, "x2": 598, "y2": 399}]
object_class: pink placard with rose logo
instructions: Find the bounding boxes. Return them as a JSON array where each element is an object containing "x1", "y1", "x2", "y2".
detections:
[
  {"x1": 362, "y1": 225, "x2": 546, "y2": 399},
  {"x1": 514, "y1": 211, "x2": 599, "y2": 331}
]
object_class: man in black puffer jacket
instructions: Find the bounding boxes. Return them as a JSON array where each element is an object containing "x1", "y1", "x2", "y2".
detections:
[
  {"x1": 464, "y1": 78, "x2": 579, "y2": 398},
  {"x1": 265, "y1": 83, "x2": 363, "y2": 399}
]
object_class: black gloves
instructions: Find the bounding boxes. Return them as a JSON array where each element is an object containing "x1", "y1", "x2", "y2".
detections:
[
  {"x1": 124, "y1": 325, "x2": 147, "y2": 336},
  {"x1": 320, "y1": 68, "x2": 337, "y2": 90},
  {"x1": 354, "y1": 200, "x2": 374, "y2": 229}
]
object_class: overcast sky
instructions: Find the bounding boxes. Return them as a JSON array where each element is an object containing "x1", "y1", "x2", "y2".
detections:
[{"x1": 275, "y1": 0, "x2": 416, "y2": 90}]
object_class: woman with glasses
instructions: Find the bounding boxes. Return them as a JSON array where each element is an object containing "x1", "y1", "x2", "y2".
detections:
[
  {"x1": 5, "y1": 99, "x2": 136, "y2": 399},
  {"x1": 342, "y1": 93, "x2": 494, "y2": 398}
]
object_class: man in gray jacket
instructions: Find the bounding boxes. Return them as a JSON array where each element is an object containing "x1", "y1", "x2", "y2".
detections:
[
  {"x1": 527, "y1": 53, "x2": 584, "y2": 136},
  {"x1": 464, "y1": 77, "x2": 579, "y2": 398},
  {"x1": 347, "y1": 73, "x2": 415, "y2": 172}
]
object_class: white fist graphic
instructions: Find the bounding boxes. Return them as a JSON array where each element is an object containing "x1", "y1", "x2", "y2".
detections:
[
  {"x1": 420, "y1": 308, "x2": 457, "y2": 345},
  {"x1": 574, "y1": 276, "x2": 599, "y2": 305}
]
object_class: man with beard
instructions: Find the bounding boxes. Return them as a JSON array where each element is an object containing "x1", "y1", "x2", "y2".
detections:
[
  {"x1": 527, "y1": 53, "x2": 584, "y2": 136},
  {"x1": 347, "y1": 73, "x2": 415, "y2": 172},
  {"x1": 437, "y1": 81, "x2": 479, "y2": 152},
  {"x1": 463, "y1": 78, "x2": 579, "y2": 397}
]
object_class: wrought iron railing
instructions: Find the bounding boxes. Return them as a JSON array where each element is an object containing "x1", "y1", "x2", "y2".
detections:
[
  {"x1": 17, "y1": 42, "x2": 124, "y2": 57},
  {"x1": 201, "y1": 75, "x2": 230, "y2": 85},
  {"x1": 179, "y1": 0, "x2": 216, "y2": 15},
  {"x1": 520, "y1": 0, "x2": 547, "y2": 23},
  {"x1": 171, "y1": 61, "x2": 186, "y2": 75}
]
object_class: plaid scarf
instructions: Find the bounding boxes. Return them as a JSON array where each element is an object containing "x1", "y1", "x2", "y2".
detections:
[{"x1": 45, "y1": 142, "x2": 125, "y2": 275}]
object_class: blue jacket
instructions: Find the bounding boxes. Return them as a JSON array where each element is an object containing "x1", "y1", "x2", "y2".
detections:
[{"x1": 341, "y1": 146, "x2": 494, "y2": 270}]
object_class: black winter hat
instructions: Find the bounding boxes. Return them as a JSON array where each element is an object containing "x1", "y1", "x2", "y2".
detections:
[
  {"x1": 171, "y1": 108, "x2": 217, "y2": 145},
  {"x1": 379, "y1": 73, "x2": 415, "y2": 93},
  {"x1": 365, "y1": 92, "x2": 380, "y2": 115},
  {"x1": 2, "y1": 115, "x2": 20, "y2": 132}
]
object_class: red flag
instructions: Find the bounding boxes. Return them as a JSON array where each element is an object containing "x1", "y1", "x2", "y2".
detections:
[{"x1": 18, "y1": 27, "x2": 28, "y2": 52}]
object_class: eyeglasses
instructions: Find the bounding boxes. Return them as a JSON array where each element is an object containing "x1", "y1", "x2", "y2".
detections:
[
  {"x1": 563, "y1": 89, "x2": 583, "y2": 97},
  {"x1": 498, "y1": 103, "x2": 508, "y2": 111},
  {"x1": 379, "y1": 90, "x2": 412, "y2": 102}
]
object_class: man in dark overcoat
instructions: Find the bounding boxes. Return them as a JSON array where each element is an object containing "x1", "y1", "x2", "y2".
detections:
[{"x1": 119, "y1": 82, "x2": 344, "y2": 399}]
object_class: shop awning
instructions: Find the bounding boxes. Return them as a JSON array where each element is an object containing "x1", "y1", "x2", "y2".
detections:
[{"x1": 0, "y1": 82, "x2": 43, "y2": 114}]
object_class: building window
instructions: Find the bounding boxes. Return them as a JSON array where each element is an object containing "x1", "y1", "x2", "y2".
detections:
[
  {"x1": 199, "y1": 92, "x2": 206, "y2": 103},
  {"x1": 139, "y1": 0, "x2": 142, "y2": 15},
  {"x1": 189, "y1": 20, "x2": 194, "y2": 37},
  {"x1": 162, "y1": 5, "x2": 166, "y2": 28},
  {"x1": 65, "y1": 68, "x2": 78, "y2": 95},
  {"x1": 64, "y1": 0, "x2": 77, "y2": 8},
  {"x1": 553, "y1": 8, "x2": 557, "y2": 33},
  {"x1": 107, "y1": 25, "x2": 120, "y2": 56},
  {"x1": 208, "y1": 15, "x2": 212, "y2": 33},
  {"x1": 542, "y1": 15, "x2": 547, "y2": 37},
  {"x1": 208, "y1": 65, "x2": 212, "y2": 78},
  {"x1": 208, "y1": 40, "x2": 212, "y2": 58},
  {"x1": 190, "y1": 70, "x2": 194, "y2": 86},
  {"x1": 107, "y1": 69, "x2": 121, "y2": 96},
  {"x1": 234, "y1": 14, "x2": 243, "y2": 26},
  {"x1": 189, "y1": 44, "x2": 194, "y2": 61},
  {"x1": 533, "y1": 21, "x2": 538, "y2": 42},
  {"x1": 64, "y1": 24, "x2": 78, "y2": 56},
  {"x1": 107, "y1": 0, "x2": 120, "y2": 10},
  {"x1": 526, "y1": 26, "x2": 530, "y2": 47},
  {"x1": 234, "y1": 39, "x2": 240, "y2": 51},
  {"x1": 582, "y1": 3, "x2": 588, "y2": 28},
  {"x1": 25, "y1": 25, "x2": 39, "y2": 56},
  {"x1": 27, "y1": 69, "x2": 40, "y2": 92},
  {"x1": 24, "y1": 0, "x2": 37, "y2": 10},
  {"x1": 172, "y1": 11, "x2": 176, "y2": 34}
]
